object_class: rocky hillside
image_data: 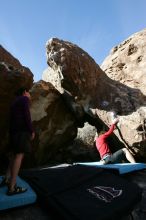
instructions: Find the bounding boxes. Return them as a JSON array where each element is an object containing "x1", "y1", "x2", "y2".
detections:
[
  {"x1": 1, "y1": 28, "x2": 146, "y2": 220},
  {"x1": 101, "y1": 28, "x2": 146, "y2": 160},
  {"x1": 43, "y1": 29, "x2": 146, "y2": 161},
  {"x1": 1, "y1": 29, "x2": 146, "y2": 169}
]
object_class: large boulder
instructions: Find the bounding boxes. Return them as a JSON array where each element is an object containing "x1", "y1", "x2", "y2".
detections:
[
  {"x1": 29, "y1": 80, "x2": 77, "y2": 166},
  {"x1": 101, "y1": 28, "x2": 146, "y2": 159},
  {"x1": 44, "y1": 34, "x2": 146, "y2": 161}
]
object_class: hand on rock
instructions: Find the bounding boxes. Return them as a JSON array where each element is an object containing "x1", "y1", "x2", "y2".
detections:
[{"x1": 112, "y1": 118, "x2": 119, "y2": 125}]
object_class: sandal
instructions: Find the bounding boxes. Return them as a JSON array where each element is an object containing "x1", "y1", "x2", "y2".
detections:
[
  {"x1": 0, "y1": 177, "x2": 10, "y2": 187},
  {"x1": 7, "y1": 185, "x2": 27, "y2": 196}
]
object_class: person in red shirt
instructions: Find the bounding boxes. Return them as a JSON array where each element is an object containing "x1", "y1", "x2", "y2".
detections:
[{"x1": 95, "y1": 118, "x2": 136, "y2": 165}]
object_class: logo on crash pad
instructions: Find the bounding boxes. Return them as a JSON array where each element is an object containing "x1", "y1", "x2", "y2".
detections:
[{"x1": 87, "y1": 186, "x2": 122, "y2": 203}]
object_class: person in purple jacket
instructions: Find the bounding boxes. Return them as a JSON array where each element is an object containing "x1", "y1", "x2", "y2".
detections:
[{"x1": 0, "y1": 87, "x2": 35, "y2": 195}]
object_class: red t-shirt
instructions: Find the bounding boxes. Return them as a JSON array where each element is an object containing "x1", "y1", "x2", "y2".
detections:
[{"x1": 95, "y1": 124, "x2": 115, "y2": 159}]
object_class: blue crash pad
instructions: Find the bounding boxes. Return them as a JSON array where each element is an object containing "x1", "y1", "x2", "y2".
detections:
[
  {"x1": 0, "y1": 176, "x2": 37, "y2": 211},
  {"x1": 75, "y1": 162, "x2": 146, "y2": 174}
]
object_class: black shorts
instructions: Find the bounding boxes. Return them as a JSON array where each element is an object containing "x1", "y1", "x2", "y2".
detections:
[
  {"x1": 103, "y1": 149, "x2": 126, "y2": 164},
  {"x1": 10, "y1": 132, "x2": 31, "y2": 154}
]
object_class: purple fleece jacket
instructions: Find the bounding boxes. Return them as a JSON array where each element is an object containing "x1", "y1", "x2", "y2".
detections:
[{"x1": 9, "y1": 96, "x2": 33, "y2": 135}]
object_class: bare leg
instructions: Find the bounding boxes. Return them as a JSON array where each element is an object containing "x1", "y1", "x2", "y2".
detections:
[
  {"x1": 9, "y1": 153, "x2": 24, "y2": 191},
  {"x1": 122, "y1": 148, "x2": 136, "y2": 163},
  {"x1": 4, "y1": 154, "x2": 14, "y2": 181}
]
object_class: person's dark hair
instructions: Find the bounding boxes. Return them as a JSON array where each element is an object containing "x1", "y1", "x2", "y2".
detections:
[
  {"x1": 97, "y1": 125, "x2": 107, "y2": 136},
  {"x1": 98, "y1": 130, "x2": 106, "y2": 136},
  {"x1": 15, "y1": 87, "x2": 29, "y2": 96}
]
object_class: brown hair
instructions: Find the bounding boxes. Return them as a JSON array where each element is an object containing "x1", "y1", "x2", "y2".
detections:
[{"x1": 15, "y1": 87, "x2": 29, "y2": 96}]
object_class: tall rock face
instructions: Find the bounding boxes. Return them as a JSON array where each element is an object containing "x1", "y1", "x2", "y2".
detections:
[
  {"x1": 29, "y1": 80, "x2": 77, "y2": 165},
  {"x1": 45, "y1": 32, "x2": 146, "y2": 161},
  {"x1": 0, "y1": 46, "x2": 33, "y2": 168},
  {"x1": 101, "y1": 29, "x2": 146, "y2": 159},
  {"x1": 45, "y1": 38, "x2": 145, "y2": 115}
]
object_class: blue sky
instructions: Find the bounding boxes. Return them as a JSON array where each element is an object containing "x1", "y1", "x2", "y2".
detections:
[{"x1": 0, "y1": 0, "x2": 146, "y2": 82}]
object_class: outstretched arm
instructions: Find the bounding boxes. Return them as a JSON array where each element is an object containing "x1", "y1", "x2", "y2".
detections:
[{"x1": 103, "y1": 118, "x2": 119, "y2": 138}]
